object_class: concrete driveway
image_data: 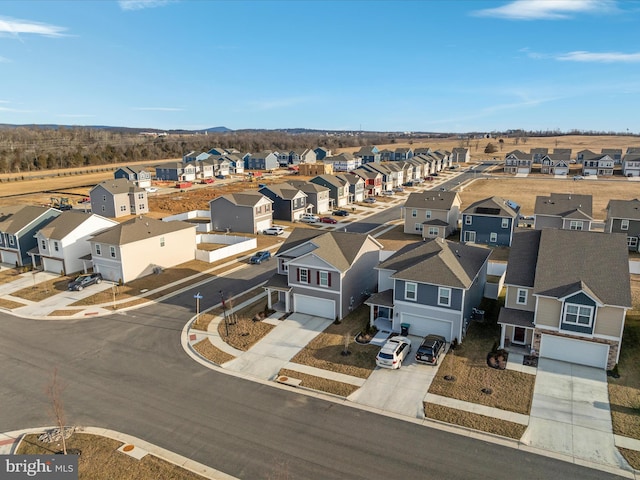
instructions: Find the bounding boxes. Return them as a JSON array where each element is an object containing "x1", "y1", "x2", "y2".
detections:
[
  {"x1": 521, "y1": 358, "x2": 627, "y2": 469},
  {"x1": 347, "y1": 336, "x2": 440, "y2": 419}
]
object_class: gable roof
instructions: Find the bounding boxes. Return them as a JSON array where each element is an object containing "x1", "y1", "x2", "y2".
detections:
[
  {"x1": 286, "y1": 180, "x2": 329, "y2": 194},
  {"x1": 36, "y1": 211, "x2": 114, "y2": 240},
  {"x1": 606, "y1": 198, "x2": 640, "y2": 220},
  {"x1": 311, "y1": 174, "x2": 345, "y2": 189},
  {"x1": 463, "y1": 196, "x2": 519, "y2": 217},
  {"x1": 378, "y1": 238, "x2": 491, "y2": 289},
  {"x1": 404, "y1": 191, "x2": 460, "y2": 210},
  {"x1": 504, "y1": 229, "x2": 541, "y2": 287},
  {"x1": 92, "y1": 178, "x2": 144, "y2": 195},
  {"x1": 90, "y1": 216, "x2": 194, "y2": 246},
  {"x1": 260, "y1": 182, "x2": 306, "y2": 200},
  {"x1": 335, "y1": 173, "x2": 364, "y2": 186},
  {"x1": 534, "y1": 193, "x2": 593, "y2": 218},
  {"x1": 0, "y1": 206, "x2": 56, "y2": 235},
  {"x1": 505, "y1": 150, "x2": 529, "y2": 159},
  {"x1": 211, "y1": 191, "x2": 271, "y2": 207}
]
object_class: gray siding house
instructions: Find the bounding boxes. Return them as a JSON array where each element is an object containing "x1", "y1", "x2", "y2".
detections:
[
  {"x1": 209, "y1": 191, "x2": 273, "y2": 234},
  {"x1": 335, "y1": 173, "x2": 365, "y2": 203},
  {"x1": 114, "y1": 166, "x2": 152, "y2": 188},
  {"x1": 310, "y1": 175, "x2": 350, "y2": 208},
  {"x1": 89, "y1": 179, "x2": 149, "y2": 219},
  {"x1": 403, "y1": 191, "x2": 461, "y2": 238},
  {"x1": 461, "y1": 196, "x2": 520, "y2": 246},
  {"x1": 605, "y1": 198, "x2": 640, "y2": 251},
  {"x1": 244, "y1": 151, "x2": 279, "y2": 171},
  {"x1": 534, "y1": 193, "x2": 593, "y2": 231},
  {"x1": 259, "y1": 183, "x2": 308, "y2": 222},
  {"x1": 287, "y1": 180, "x2": 331, "y2": 214}
]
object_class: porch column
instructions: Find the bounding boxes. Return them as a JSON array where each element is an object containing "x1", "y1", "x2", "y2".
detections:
[
  {"x1": 369, "y1": 305, "x2": 374, "y2": 327},
  {"x1": 285, "y1": 292, "x2": 290, "y2": 312},
  {"x1": 266, "y1": 288, "x2": 272, "y2": 309},
  {"x1": 499, "y1": 325, "x2": 506, "y2": 349}
]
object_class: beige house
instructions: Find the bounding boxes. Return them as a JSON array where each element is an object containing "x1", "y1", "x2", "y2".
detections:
[
  {"x1": 402, "y1": 191, "x2": 461, "y2": 238},
  {"x1": 89, "y1": 216, "x2": 196, "y2": 283},
  {"x1": 90, "y1": 178, "x2": 149, "y2": 218},
  {"x1": 498, "y1": 229, "x2": 631, "y2": 369}
]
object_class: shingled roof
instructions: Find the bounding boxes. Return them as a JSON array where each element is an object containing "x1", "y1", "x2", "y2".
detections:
[
  {"x1": 463, "y1": 196, "x2": 519, "y2": 217},
  {"x1": 534, "y1": 193, "x2": 593, "y2": 218},
  {"x1": 90, "y1": 216, "x2": 194, "y2": 246},
  {"x1": 36, "y1": 211, "x2": 113, "y2": 240},
  {"x1": 0, "y1": 206, "x2": 56, "y2": 235},
  {"x1": 212, "y1": 191, "x2": 271, "y2": 207},
  {"x1": 606, "y1": 198, "x2": 640, "y2": 220},
  {"x1": 92, "y1": 178, "x2": 144, "y2": 194},
  {"x1": 403, "y1": 191, "x2": 460, "y2": 210},
  {"x1": 260, "y1": 183, "x2": 306, "y2": 200}
]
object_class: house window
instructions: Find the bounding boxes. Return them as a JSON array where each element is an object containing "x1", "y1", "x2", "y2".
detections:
[
  {"x1": 120, "y1": 205, "x2": 127, "y2": 212},
  {"x1": 628, "y1": 236, "x2": 638, "y2": 248},
  {"x1": 95, "y1": 244, "x2": 102, "y2": 256},
  {"x1": 569, "y1": 221, "x2": 583, "y2": 230},
  {"x1": 160, "y1": 237, "x2": 165, "y2": 247},
  {"x1": 281, "y1": 260, "x2": 288, "y2": 272},
  {"x1": 428, "y1": 227, "x2": 439, "y2": 236},
  {"x1": 490, "y1": 232, "x2": 497, "y2": 243},
  {"x1": 563, "y1": 304, "x2": 593, "y2": 327},
  {"x1": 8, "y1": 236, "x2": 15, "y2": 246},
  {"x1": 109, "y1": 246, "x2": 116, "y2": 258},
  {"x1": 138, "y1": 193, "x2": 144, "y2": 199},
  {"x1": 404, "y1": 282, "x2": 417, "y2": 301},
  {"x1": 101, "y1": 206, "x2": 106, "y2": 212},
  {"x1": 298, "y1": 268, "x2": 309, "y2": 284},
  {"x1": 517, "y1": 288, "x2": 527, "y2": 305},
  {"x1": 463, "y1": 231, "x2": 476, "y2": 242},
  {"x1": 501, "y1": 218, "x2": 509, "y2": 228},
  {"x1": 41, "y1": 239, "x2": 46, "y2": 250},
  {"x1": 54, "y1": 241, "x2": 59, "y2": 252},
  {"x1": 318, "y1": 271, "x2": 330, "y2": 287},
  {"x1": 139, "y1": 204, "x2": 145, "y2": 210},
  {"x1": 438, "y1": 287, "x2": 451, "y2": 307},
  {"x1": 425, "y1": 210, "x2": 432, "y2": 219},
  {"x1": 103, "y1": 195, "x2": 107, "y2": 202},
  {"x1": 411, "y1": 209, "x2": 417, "y2": 218},
  {"x1": 621, "y1": 219, "x2": 629, "y2": 231},
  {"x1": 415, "y1": 223, "x2": 423, "y2": 232},
  {"x1": 465, "y1": 215, "x2": 472, "y2": 225}
]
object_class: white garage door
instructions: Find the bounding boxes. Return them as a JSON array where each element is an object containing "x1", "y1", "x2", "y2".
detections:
[
  {"x1": 94, "y1": 265, "x2": 120, "y2": 283},
  {"x1": 1, "y1": 251, "x2": 19, "y2": 266},
  {"x1": 539, "y1": 334, "x2": 609, "y2": 369},
  {"x1": 517, "y1": 168, "x2": 529, "y2": 174},
  {"x1": 400, "y1": 313, "x2": 453, "y2": 341},
  {"x1": 43, "y1": 258, "x2": 64, "y2": 275},
  {"x1": 294, "y1": 294, "x2": 335, "y2": 319},
  {"x1": 256, "y1": 219, "x2": 271, "y2": 234}
]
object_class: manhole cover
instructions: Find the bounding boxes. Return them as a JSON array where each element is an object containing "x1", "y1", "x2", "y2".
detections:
[{"x1": 123, "y1": 444, "x2": 135, "y2": 452}]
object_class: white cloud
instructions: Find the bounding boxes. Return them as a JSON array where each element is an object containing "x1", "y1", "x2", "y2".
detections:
[
  {"x1": 0, "y1": 16, "x2": 67, "y2": 38},
  {"x1": 132, "y1": 107, "x2": 184, "y2": 111},
  {"x1": 556, "y1": 51, "x2": 640, "y2": 62},
  {"x1": 473, "y1": 0, "x2": 616, "y2": 20},
  {"x1": 118, "y1": 0, "x2": 174, "y2": 11}
]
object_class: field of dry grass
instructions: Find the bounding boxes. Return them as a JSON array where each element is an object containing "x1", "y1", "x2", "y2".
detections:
[{"x1": 11, "y1": 275, "x2": 74, "y2": 302}]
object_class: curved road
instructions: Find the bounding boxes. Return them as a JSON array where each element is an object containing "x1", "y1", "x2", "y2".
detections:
[{"x1": 0, "y1": 194, "x2": 627, "y2": 479}]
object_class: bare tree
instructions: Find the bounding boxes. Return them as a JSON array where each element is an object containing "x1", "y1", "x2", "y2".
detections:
[{"x1": 45, "y1": 368, "x2": 68, "y2": 455}]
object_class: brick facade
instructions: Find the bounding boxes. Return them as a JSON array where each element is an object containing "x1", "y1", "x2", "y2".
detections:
[{"x1": 532, "y1": 328, "x2": 619, "y2": 369}]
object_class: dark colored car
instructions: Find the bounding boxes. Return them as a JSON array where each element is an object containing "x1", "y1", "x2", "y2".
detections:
[
  {"x1": 250, "y1": 250, "x2": 271, "y2": 264},
  {"x1": 415, "y1": 334, "x2": 447, "y2": 365},
  {"x1": 333, "y1": 209, "x2": 349, "y2": 217},
  {"x1": 320, "y1": 217, "x2": 337, "y2": 224},
  {"x1": 68, "y1": 272, "x2": 103, "y2": 291}
]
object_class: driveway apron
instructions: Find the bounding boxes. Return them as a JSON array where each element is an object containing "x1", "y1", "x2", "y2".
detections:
[
  {"x1": 521, "y1": 358, "x2": 627, "y2": 468},
  {"x1": 223, "y1": 313, "x2": 333, "y2": 380}
]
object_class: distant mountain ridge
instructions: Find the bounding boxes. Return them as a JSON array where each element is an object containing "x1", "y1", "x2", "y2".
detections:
[{"x1": 0, "y1": 124, "x2": 232, "y2": 134}]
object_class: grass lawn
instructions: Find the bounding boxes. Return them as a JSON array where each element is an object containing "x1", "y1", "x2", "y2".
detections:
[
  {"x1": 11, "y1": 275, "x2": 74, "y2": 302},
  {"x1": 49, "y1": 309, "x2": 83, "y2": 316},
  {"x1": 192, "y1": 338, "x2": 235, "y2": 364},
  {"x1": 0, "y1": 268, "x2": 22, "y2": 285},
  {"x1": 278, "y1": 368, "x2": 360, "y2": 397},
  {"x1": 0, "y1": 297, "x2": 26, "y2": 309},
  {"x1": 428, "y1": 300, "x2": 535, "y2": 415},
  {"x1": 217, "y1": 315, "x2": 275, "y2": 351},
  {"x1": 289, "y1": 305, "x2": 378, "y2": 379},
  {"x1": 17, "y1": 433, "x2": 208, "y2": 480}
]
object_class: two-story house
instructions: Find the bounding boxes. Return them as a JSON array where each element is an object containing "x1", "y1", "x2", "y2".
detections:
[
  {"x1": 263, "y1": 228, "x2": 383, "y2": 320},
  {"x1": 451, "y1": 147, "x2": 470, "y2": 163},
  {"x1": 540, "y1": 154, "x2": 570, "y2": 175},
  {"x1": 354, "y1": 146, "x2": 380, "y2": 164},
  {"x1": 530, "y1": 148, "x2": 548, "y2": 163},
  {"x1": 393, "y1": 147, "x2": 413, "y2": 161},
  {"x1": 244, "y1": 151, "x2": 279, "y2": 171},
  {"x1": 504, "y1": 151, "x2": 532, "y2": 174},
  {"x1": 259, "y1": 183, "x2": 308, "y2": 222},
  {"x1": 576, "y1": 149, "x2": 598, "y2": 164},
  {"x1": 605, "y1": 198, "x2": 640, "y2": 251},
  {"x1": 460, "y1": 197, "x2": 520, "y2": 246},
  {"x1": 210, "y1": 191, "x2": 273, "y2": 234},
  {"x1": 89, "y1": 179, "x2": 149, "y2": 219},
  {"x1": 32, "y1": 211, "x2": 117, "y2": 275},
  {"x1": 322, "y1": 153, "x2": 361, "y2": 172},
  {"x1": 582, "y1": 154, "x2": 614, "y2": 176},
  {"x1": 114, "y1": 167, "x2": 152, "y2": 189},
  {"x1": 498, "y1": 229, "x2": 631, "y2": 369},
  {"x1": 89, "y1": 216, "x2": 196, "y2": 284},
  {"x1": 352, "y1": 168, "x2": 383, "y2": 197},
  {"x1": 360, "y1": 163, "x2": 393, "y2": 191},
  {"x1": 403, "y1": 191, "x2": 461, "y2": 239},
  {"x1": 313, "y1": 147, "x2": 331, "y2": 161},
  {"x1": 602, "y1": 148, "x2": 623, "y2": 164},
  {"x1": 287, "y1": 181, "x2": 331, "y2": 214},
  {"x1": 0, "y1": 205, "x2": 60, "y2": 267},
  {"x1": 534, "y1": 193, "x2": 593, "y2": 231},
  {"x1": 366, "y1": 238, "x2": 490, "y2": 342},
  {"x1": 155, "y1": 162, "x2": 197, "y2": 182},
  {"x1": 298, "y1": 162, "x2": 334, "y2": 177},
  {"x1": 310, "y1": 175, "x2": 350, "y2": 208},
  {"x1": 335, "y1": 173, "x2": 365, "y2": 203},
  {"x1": 623, "y1": 154, "x2": 640, "y2": 177}
]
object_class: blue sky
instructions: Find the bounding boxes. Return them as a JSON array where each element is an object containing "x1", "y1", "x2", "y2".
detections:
[{"x1": 1, "y1": 0, "x2": 639, "y2": 132}]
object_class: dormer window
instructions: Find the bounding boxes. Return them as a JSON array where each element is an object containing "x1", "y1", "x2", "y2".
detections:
[{"x1": 563, "y1": 304, "x2": 593, "y2": 328}]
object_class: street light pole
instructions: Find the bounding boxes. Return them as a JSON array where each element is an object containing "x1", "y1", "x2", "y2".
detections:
[
  {"x1": 194, "y1": 292, "x2": 203, "y2": 327},
  {"x1": 220, "y1": 290, "x2": 229, "y2": 336}
]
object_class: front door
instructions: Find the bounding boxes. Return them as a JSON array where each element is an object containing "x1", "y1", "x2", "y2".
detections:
[{"x1": 513, "y1": 327, "x2": 526, "y2": 344}]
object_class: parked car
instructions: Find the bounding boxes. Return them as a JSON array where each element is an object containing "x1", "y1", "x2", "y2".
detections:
[
  {"x1": 376, "y1": 336, "x2": 412, "y2": 369},
  {"x1": 68, "y1": 272, "x2": 103, "y2": 291},
  {"x1": 363, "y1": 197, "x2": 376, "y2": 203},
  {"x1": 392, "y1": 187, "x2": 404, "y2": 193},
  {"x1": 77, "y1": 197, "x2": 91, "y2": 204},
  {"x1": 250, "y1": 250, "x2": 271, "y2": 264},
  {"x1": 200, "y1": 178, "x2": 214, "y2": 184},
  {"x1": 320, "y1": 217, "x2": 337, "y2": 224},
  {"x1": 145, "y1": 187, "x2": 158, "y2": 193},
  {"x1": 300, "y1": 214, "x2": 320, "y2": 223},
  {"x1": 333, "y1": 209, "x2": 349, "y2": 217},
  {"x1": 573, "y1": 175, "x2": 584, "y2": 181},
  {"x1": 415, "y1": 335, "x2": 446, "y2": 365},
  {"x1": 263, "y1": 226, "x2": 284, "y2": 235},
  {"x1": 382, "y1": 190, "x2": 394, "y2": 196}
]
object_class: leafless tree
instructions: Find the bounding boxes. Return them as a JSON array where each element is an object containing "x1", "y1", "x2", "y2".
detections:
[{"x1": 45, "y1": 368, "x2": 68, "y2": 455}]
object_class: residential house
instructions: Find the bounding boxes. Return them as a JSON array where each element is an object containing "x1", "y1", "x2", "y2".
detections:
[
  {"x1": 322, "y1": 153, "x2": 360, "y2": 172},
  {"x1": 498, "y1": 229, "x2": 631, "y2": 369},
  {"x1": 244, "y1": 151, "x2": 279, "y2": 171},
  {"x1": 576, "y1": 149, "x2": 598, "y2": 164},
  {"x1": 540, "y1": 154, "x2": 570, "y2": 175},
  {"x1": 553, "y1": 148, "x2": 572, "y2": 156},
  {"x1": 412, "y1": 154, "x2": 435, "y2": 176},
  {"x1": 354, "y1": 146, "x2": 380, "y2": 164},
  {"x1": 403, "y1": 191, "x2": 461, "y2": 239},
  {"x1": 407, "y1": 157, "x2": 426, "y2": 180},
  {"x1": 32, "y1": 211, "x2": 117, "y2": 275},
  {"x1": 352, "y1": 168, "x2": 383, "y2": 197},
  {"x1": 196, "y1": 159, "x2": 214, "y2": 180},
  {"x1": 210, "y1": 191, "x2": 273, "y2": 234},
  {"x1": 90, "y1": 179, "x2": 149, "y2": 219},
  {"x1": 530, "y1": 148, "x2": 548, "y2": 163},
  {"x1": 89, "y1": 216, "x2": 196, "y2": 284},
  {"x1": 310, "y1": 175, "x2": 350, "y2": 208},
  {"x1": 276, "y1": 150, "x2": 291, "y2": 167},
  {"x1": 209, "y1": 155, "x2": 231, "y2": 177},
  {"x1": 623, "y1": 154, "x2": 640, "y2": 177},
  {"x1": 287, "y1": 181, "x2": 331, "y2": 215},
  {"x1": 582, "y1": 154, "x2": 614, "y2": 177},
  {"x1": 155, "y1": 162, "x2": 197, "y2": 182},
  {"x1": 398, "y1": 162, "x2": 414, "y2": 184},
  {"x1": 361, "y1": 163, "x2": 393, "y2": 191},
  {"x1": 207, "y1": 147, "x2": 235, "y2": 156},
  {"x1": 0, "y1": 206, "x2": 60, "y2": 267},
  {"x1": 460, "y1": 196, "x2": 520, "y2": 246},
  {"x1": 393, "y1": 147, "x2": 413, "y2": 161},
  {"x1": 534, "y1": 193, "x2": 593, "y2": 231},
  {"x1": 381, "y1": 162, "x2": 404, "y2": 188},
  {"x1": 263, "y1": 228, "x2": 383, "y2": 320},
  {"x1": 259, "y1": 183, "x2": 308, "y2": 222},
  {"x1": 114, "y1": 166, "x2": 152, "y2": 188},
  {"x1": 602, "y1": 148, "x2": 622, "y2": 164},
  {"x1": 184, "y1": 151, "x2": 211, "y2": 162},
  {"x1": 504, "y1": 151, "x2": 532, "y2": 174},
  {"x1": 366, "y1": 238, "x2": 490, "y2": 342},
  {"x1": 433, "y1": 150, "x2": 452, "y2": 169},
  {"x1": 296, "y1": 148, "x2": 317, "y2": 164},
  {"x1": 335, "y1": 173, "x2": 365, "y2": 203},
  {"x1": 226, "y1": 154, "x2": 245, "y2": 174},
  {"x1": 605, "y1": 198, "x2": 640, "y2": 251},
  {"x1": 379, "y1": 149, "x2": 394, "y2": 162},
  {"x1": 298, "y1": 162, "x2": 333, "y2": 176},
  {"x1": 413, "y1": 147, "x2": 432, "y2": 157},
  {"x1": 451, "y1": 147, "x2": 470, "y2": 163},
  {"x1": 313, "y1": 147, "x2": 331, "y2": 160}
]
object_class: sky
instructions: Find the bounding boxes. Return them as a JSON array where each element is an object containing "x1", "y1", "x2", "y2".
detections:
[{"x1": 1, "y1": 0, "x2": 640, "y2": 133}]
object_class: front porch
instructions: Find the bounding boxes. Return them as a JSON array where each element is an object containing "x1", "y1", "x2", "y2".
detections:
[
  {"x1": 263, "y1": 274, "x2": 292, "y2": 313},
  {"x1": 364, "y1": 289, "x2": 395, "y2": 336},
  {"x1": 498, "y1": 307, "x2": 535, "y2": 356}
]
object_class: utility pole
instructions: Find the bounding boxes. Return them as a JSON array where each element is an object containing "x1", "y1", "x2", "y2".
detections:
[{"x1": 194, "y1": 292, "x2": 202, "y2": 326}]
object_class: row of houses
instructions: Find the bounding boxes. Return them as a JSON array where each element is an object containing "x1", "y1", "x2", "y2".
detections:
[{"x1": 504, "y1": 147, "x2": 640, "y2": 177}]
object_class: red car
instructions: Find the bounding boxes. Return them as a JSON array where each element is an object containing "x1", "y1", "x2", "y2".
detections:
[{"x1": 320, "y1": 217, "x2": 337, "y2": 224}]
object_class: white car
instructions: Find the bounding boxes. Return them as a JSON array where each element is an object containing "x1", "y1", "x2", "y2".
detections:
[
  {"x1": 263, "y1": 226, "x2": 284, "y2": 235},
  {"x1": 145, "y1": 187, "x2": 158, "y2": 193},
  {"x1": 376, "y1": 336, "x2": 412, "y2": 369},
  {"x1": 299, "y1": 214, "x2": 320, "y2": 223}
]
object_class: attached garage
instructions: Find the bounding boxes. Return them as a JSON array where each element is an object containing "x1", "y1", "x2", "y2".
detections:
[
  {"x1": 94, "y1": 265, "x2": 121, "y2": 283},
  {"x1": 399, "y1": 313, "x2": 453, "y2": 341},
  {"x1": 517, "y1": 168, "x2": 529, "y2": 174},
  {"x1": 539, "y1": 334, "x2": 609, "y2": 369},
  {"x1": 293, "y1": 294, "x2": 335, "y2": 319},
  {"x1": 256, "y1": 219, "x2": 271, "y2": 234},
  {"x1": 43, "y1": 257, "x2": 64, "y2": 275},
  {"x1": 1, "y1": 251, "x2": 19, "y2": 266}
]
